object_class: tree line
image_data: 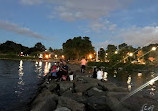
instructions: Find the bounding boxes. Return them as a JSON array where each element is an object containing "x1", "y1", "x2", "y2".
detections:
[{"x1": 98, "y1": 43, "x2": 158, "y2": 64}]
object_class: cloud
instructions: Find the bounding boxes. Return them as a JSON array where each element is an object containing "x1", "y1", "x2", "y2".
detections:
[
  {"x1": 0, "y1": 20, "x2": 46, "y2": 39},
  {"x1": 89, "y1": 19, "x2": 117, "y2": 32},
  {"x1": 20, "y1": 0, "x2": 132, "y2": 21},
  {"x1": 118, "y1": 26, "x2": 158, "y2": 46}
]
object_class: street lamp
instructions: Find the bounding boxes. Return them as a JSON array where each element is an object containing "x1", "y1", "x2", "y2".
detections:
[
  {"x1": 62, "y1": 55, "x2": 65, "y2": 59},
  {"x1": 89, "y1": 54, "x2": 92, "y2": 59},
  {"x1": 151, "y1": 47, "x2": 157, "y2": 51},
  {"x1": 129, "y1": 52, "x2": 133, "y2": 57},
  {"x1": 115, "y1": 51, "x2": 118, "y2": 54}
]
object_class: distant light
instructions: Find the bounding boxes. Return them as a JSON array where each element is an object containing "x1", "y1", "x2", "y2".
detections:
[
  {"x1": 45, "y1": 54, "x2": 49, "y2": 59},
  {"x1": 106, "y1": 53, "x2": 108, "y2": 56},
  {"x1": 138, "y1": 73, "x2": 142, "y2": 77},
  {"x1": 115, "y1": 51, "x2": 118, "y2": 54},
  {"x1": 55, "y1": 55, "x2": 57, "y2": 58},
  {"x1": 129, "y1": 52, "x2": 133, "y2": 57},
  {"x1": 151, "y1": 47, "x2": 157, "y2": 51},
  {"x1": 89, "y1": 54, "x2": 92, "y2": 59},
  {"x1": 62, "y1": 55, "x2": 65, "y2": 58}
]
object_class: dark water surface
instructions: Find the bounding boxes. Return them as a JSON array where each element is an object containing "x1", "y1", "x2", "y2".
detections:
[{"x1": 0, "y1": 60, "x2": 51, "y2": 111}]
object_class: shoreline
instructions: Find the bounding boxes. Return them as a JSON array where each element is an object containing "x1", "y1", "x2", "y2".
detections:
[{"x1": 29, "y1": 64, "x2": 132, "y2": 111}]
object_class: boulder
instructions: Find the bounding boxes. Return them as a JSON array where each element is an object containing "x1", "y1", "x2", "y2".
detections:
[
  {"x1": 62, "y1": 90, "x2": 86, "y2": 103},
  {"x1": 98, "y1": 82, "x2": 128, "y2": 92},
  {"x1": 58, "y1": 96, "x2": 85, "y2": 111},
  {"x1": 46, "y1": 82, "x2": 57, "y2": 91},
  {"x1": 107, "y1": 92, "x2": 129, "y2": 101},
  {"x1": 106, "y1": 96, "x2": 130, "y2": 111},
  {"x1": 59, "y1": 81, "x2": 73, "y2": 93},
  {"x1": 75, "y1": 82, "x2": 98, "y2": 93},
  {"x1": 86, "y1": 96, "x2": 111, "y2": 111},
  {"x1": 31, "y1": 94, "x2": 57, "y2": 111},
  {"x1": 55, "y1": 107, "x2": 71, "y2": 111},
  {"x1": 84, "y1": 87, "x2": 106, "y2": 97}
]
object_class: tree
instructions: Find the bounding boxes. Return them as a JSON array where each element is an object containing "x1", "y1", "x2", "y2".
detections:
[
  {"x1": 63, "y1": 36, "x2": 94, "y2": 59},
  {"x1": 118, "y1": 43, "x2": 128, "y2": 50},
  {"x1": 33, "y1": 42, "x2": 46, "y2": 52},
  {"x1": 0, "y1": 41, "x2": 29, "y2": 55},
  {"x1": 98, "y1": 48, "x2": 105, "y2": 61},
  {"x1": 49, "y1": 47, "x2": 53, "y2": 52}
]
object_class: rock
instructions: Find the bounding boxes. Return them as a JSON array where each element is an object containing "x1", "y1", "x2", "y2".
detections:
[
  {"x1": 55, "y1": 107, "x2": 71, "y2": 111},
  {"x1": 106, "y1": 96, "x2": 130, "y2": 111},
  {"x1": 59, "y1": 81, "x2": 73, "y2": 93},
  {"x1": 62, "y1": 90, "x2": 86, "y2": 103},
  {"x1": 31, "y1": 94, "x2": 57, "y2": 111},
  {"x1": 107, "y1": 92, "x2": 129, "y2": 101},
  {"x1": 98, "y1": 82, "x2": 128, "y2": 92},
  {"x1": 46, "y1": 82, "x2": 57, "y2": 91},
  {"x1": 84, "y1": 87, "x2": 106, "y2": 97},
  {"x1": 58, "y1": 96, "x2": 85, "y2": 111},
  {"x1": 86, "y1": 96, "x2": 111, "y2": 111},
  {"x1": 75, "y1": 82, "x2": 98, "y2": 93}
]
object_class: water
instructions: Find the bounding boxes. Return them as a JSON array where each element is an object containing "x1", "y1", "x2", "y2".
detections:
[
  {"x1": 103, "y1": 69, "x2": 158, "y2": 110},
  {"x1": 0, "y1": 60, "x2": 51, "y2": 111}
]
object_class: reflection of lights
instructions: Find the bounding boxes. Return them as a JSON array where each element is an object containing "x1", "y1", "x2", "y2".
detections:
[
  {"x1": 18, "y1": 60, "x2": 24, "y2": 85},
  {"x1": 149, "y1": 79, "x2": 155, "y2": 85},
  {"x1": 114, "y1": 74, "x2": 116, "y2": 78},
  {"x1": 103, "y1": 72, "x2": 108, "y2": 81},
  {"x1": 128, "y1": 85, "x2": 132, "y2": 91},
  {"x1": 127, "y1": 75, "x2": 132, "y2": 91},
  {"x1": 151, "y1": 47, "x2": 157, "y2": 51},
  {"x1": 138, "y1": 73, "x2": 142, "y2": 77},
  {"x1": 35, "y1": 61, "x2": 42, "y2": 77},
  {"x1": 43, "y1": 62, "x2": 51, "y2": 76},
  {"x1": 39, "y1": 61, "x2": 42, "y2": 67},
  {"x1": 121, "y1": 75, "x2": 158, "y2": 102},
  {"x1": 127, "y1": 76, "x2": 132, "y2": 84}
]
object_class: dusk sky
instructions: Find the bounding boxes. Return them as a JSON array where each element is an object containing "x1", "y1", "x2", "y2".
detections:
[{"x1": 0, "y1": 0, "x2": 158, "y2": 49}]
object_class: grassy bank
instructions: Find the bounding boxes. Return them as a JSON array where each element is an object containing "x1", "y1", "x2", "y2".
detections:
[
  {"x1": 0, "y1": 54, "x2": 39, "y2": 61},
  {"x1": 87, "y1": 61, "x2": 156, "y2": 72}
]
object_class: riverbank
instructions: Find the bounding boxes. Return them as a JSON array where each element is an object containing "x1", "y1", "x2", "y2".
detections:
[{"x1": 29, "y1": 64, "x2": 135, "y2": 111}]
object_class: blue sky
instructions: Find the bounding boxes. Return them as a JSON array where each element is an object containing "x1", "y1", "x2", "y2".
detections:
[{"x1": 0, "y1": 0, "x2": 158, "y2": 49}]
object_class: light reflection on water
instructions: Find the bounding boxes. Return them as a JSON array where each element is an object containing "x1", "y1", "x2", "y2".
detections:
[
  {"x1": 0, "y1": 60, "x2": 53, "y2": 111},
  {"x1": 103, "y1": 70, "x2": 158, "y2": 95}
]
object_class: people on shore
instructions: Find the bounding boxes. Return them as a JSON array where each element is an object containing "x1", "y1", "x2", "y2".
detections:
[
  {"x1": 92, "y1": 68, "x2": 97, "y2": 78},
  {"x1": 81, "y1": 57, "x2": 87, "y2": 73},
  {"x1": 97, "y1": 68, "x2": 103, "y2": 80}
]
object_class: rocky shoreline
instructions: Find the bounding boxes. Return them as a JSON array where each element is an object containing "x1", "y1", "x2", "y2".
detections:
[{"x1": 29, "y1": 64, "x2": 133, "y2": 111}]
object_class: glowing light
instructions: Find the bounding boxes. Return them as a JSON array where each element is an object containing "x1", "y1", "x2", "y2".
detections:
[
  {"x1": 151, "y1": 47, "x2": 157, "y2": 51},
  {"x1": 121, "y1": 75, "x2": 158, "y2": 103},
  {"x1": 127, "y1": 76, "x2": 132, "y2": 84},
  {"x1": 138, "y1": 73, "x2": 142, "y2": 77},
  {"x1": 55, "y1": 55, "x2": 57, "y2": 58},
  {"x1": 115, "y1": 51, "x2": 118, "y2": 54},
  {"x1": 129, "y1": 52, "x2": 133, "y2": 57},
  {"x1": 45, "y1": 54, "x2": 49, "y2": 59},
  {"x1": 62, "y1": 55, "x2": 65, "y2": 59},
  {"x1": 106, "y1": 53, "x2": 108, "y2": 56},
  {"x1": 89, "y1": 54, "x2": 92, "y2": 59}
]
